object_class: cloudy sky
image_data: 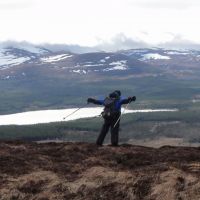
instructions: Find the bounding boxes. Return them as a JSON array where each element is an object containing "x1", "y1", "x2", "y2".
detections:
[{"x1": 0, "y1": 0, "x2": 200, "y2": 49}]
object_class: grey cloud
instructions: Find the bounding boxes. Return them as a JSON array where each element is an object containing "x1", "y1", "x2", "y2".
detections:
[
  {"x1": 95, "y1": 33, "x2": 149, "y2": 52},
  {"x1": 0, "y1": 40, "x2": 99, "y2": 54},
  {"x1": 159, "y1": 35, "x2": 200, "y2": 49},
  {"x1": 95, "y1": 33, "x2": 200, "y2": 51},
  {"x1": 1, "y1": 34, "x2": 200, "y2": 54}
]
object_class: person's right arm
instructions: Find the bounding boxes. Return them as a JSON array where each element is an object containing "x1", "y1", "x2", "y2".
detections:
[{"x1": 87, "y1": 98, "x2": 104, "y2": 105}]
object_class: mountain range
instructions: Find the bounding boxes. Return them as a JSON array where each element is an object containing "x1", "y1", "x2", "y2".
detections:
[
  {"x1": 1, "y1": 42, "x2": 200, "y2": 114},
  {"x1": 1, "y1": 42, "x2": 200, "y2": 77}
]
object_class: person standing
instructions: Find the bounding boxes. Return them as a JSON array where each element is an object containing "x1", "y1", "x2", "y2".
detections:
[{"x1": 87, "y1": 90, "x2": 136, "y2": 146}]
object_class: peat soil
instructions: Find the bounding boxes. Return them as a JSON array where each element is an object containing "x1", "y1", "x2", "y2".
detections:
[{"x1": 0, "y1": 141, "x2": 200, "y2": 200}]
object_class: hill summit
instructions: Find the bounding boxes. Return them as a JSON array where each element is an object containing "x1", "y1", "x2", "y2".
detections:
[{"x1": 0, "y1": 141, "x2": 200, "y2": 200}]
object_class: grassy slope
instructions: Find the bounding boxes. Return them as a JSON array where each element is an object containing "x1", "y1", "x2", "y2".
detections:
[{"x1": 1, "y1": 73, "x2": 200, "y2": 114}]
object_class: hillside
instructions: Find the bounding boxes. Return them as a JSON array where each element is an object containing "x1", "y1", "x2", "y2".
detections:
[
  {"x1": 1, "y1": 141, "x2": 200, "y2": 200},
  {"x1": 1, "y1": 43, "x2": 200, "y2": 114}
]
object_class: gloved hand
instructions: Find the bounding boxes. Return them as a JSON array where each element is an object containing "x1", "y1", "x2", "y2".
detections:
[
  {"x1": 132, "y1": 96, "x2": 136, "y2": 101},
  {"x1": 128, "y1": 96, "x2": 136, "y2": 102},
  {"x1": 87, "y1": 98, "x2": 94, "y2": 103}
]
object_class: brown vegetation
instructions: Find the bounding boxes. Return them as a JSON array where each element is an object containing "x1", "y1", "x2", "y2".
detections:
[{"x1": 0, "y1": 141, "x2": 200, "y2": 200}]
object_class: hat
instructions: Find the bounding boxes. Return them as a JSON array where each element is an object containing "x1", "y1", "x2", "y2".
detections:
[
  {"x1": 114, "y1": 90, "x2": 121, "y2": 97},
  {"x1": 109, "y1": 91, "x2": 120, "y2": 98}
]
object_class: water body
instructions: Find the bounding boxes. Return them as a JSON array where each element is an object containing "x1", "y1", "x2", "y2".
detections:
[{"x1": 0, "y1": 107, "x2": 178, "y2": 126}]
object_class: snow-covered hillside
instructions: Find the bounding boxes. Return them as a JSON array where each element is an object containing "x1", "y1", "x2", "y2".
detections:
[
  {"x1": 0, "y1": 48, "x2": 30, "y2": 69},
  {"x1": 1, "y1": 43, "x2": 200, "y2": 78},
  {"x1": 0, "y1": 43, "x2": 50, "y2": 70}
]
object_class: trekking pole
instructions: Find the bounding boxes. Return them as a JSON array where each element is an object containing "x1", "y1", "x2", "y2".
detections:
[
  {"x1": 63, "y1": 104, "x2": 88, "y2": 120},
  {"x1": 63, "y1": 108, "x2": 82, "y2": 120},
  {"x1": 114, "y1": 99, "x2": 131, "y2": 128}
]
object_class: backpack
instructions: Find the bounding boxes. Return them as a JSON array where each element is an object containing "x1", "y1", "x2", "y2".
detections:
[{"x1": 101, "y1": 97, "x2": 119, "y2": 119}]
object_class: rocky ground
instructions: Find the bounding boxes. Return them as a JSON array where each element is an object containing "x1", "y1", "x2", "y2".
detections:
[{"x1": 0, "y1": 141, "x2": 200, "y2": 200}]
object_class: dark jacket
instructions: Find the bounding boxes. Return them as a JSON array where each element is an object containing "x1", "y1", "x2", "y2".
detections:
[{"x1": 89, "y1": 97, "x2": 131, "y2": 113}]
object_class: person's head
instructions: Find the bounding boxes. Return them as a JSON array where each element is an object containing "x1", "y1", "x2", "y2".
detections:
[
  {"x1": 114, "y1": 90, "x2": 121, "y2": 97},
  {"x1": 109, "y1": 90, "x2": 120, "y2": 99}
]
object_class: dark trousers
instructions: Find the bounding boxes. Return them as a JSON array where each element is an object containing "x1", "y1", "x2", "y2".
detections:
[{"x1": 96, "y1": 116, "x2": 120, "y2": 146}]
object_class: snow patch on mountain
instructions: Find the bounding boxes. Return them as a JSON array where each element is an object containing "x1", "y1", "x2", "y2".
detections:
[
  {"x1": 165, "y1": 51, "x2": 190, "y2": 55},
  {"x1": 41, "y1": 54, "x2": 73, "y2": 63},
  {"x1": 109, "y1": 60, "x2": 127, "y2": 66},
  {"x1": 99, "y1": 56, "x2": 110, "y2": 63},
  {"x1": 141, "y1": 53, "x2": 171, "y2": 60},
  {"x1": 71, "y1": 69, "x2": 87, "y2": 74},
  {"x1": 82, "y1": 63, "x2": 104, "y2": 67},
  {"x1": 103, "y1": 66, "x2": 127, "y2": 71},
  {"x1": 0, "y1": 49, "x2": 30, "y2": 68},
  {"x1": 103, "y1": 60, "x2": 128, "y2": 71},
  {"x1": 100, "y1": 59, "x2": 106, "y2": 63}
]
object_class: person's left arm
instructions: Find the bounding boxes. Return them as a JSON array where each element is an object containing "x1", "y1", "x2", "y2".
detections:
[{"x1": 120, "y1": 96, "x2": 136, "y2": 105}]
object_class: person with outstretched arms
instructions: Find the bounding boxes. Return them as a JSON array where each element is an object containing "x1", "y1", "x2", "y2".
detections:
[{"x1": 87, "y1": 90, "x2": 136, "y2": 146}]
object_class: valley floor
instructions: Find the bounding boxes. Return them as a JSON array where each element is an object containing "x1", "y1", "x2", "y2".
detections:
[{"x1": 0, "y1": 141, "x2": 200, "y2": 200}]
